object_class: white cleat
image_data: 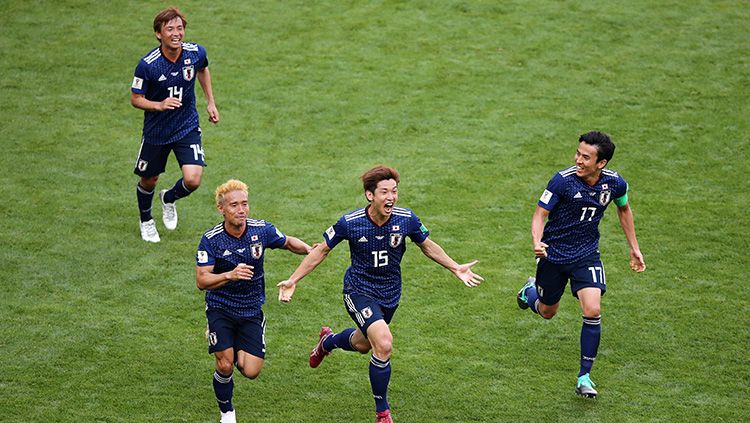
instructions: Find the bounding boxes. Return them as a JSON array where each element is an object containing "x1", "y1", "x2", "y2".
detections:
[
  {"x1": 139, "y1": 219, "x2": 160, "y2": 243},
  {"x1": 160, "y1": 189, "x2": 178, "y2": 230},
  {"x1": 220, "y1": 409, "x2": 236, "y2": 423}
]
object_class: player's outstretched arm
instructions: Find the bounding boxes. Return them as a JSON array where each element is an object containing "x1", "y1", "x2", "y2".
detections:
[
  {"x1": 283, "y1": 236, "x2": 314, "y2": 255},
  {"x1": 277, "y1": 242, "x2": 331, "y2": 302},
  {"x1": 196, "y1": 263, "x2": 254, "y2": 291},
  {"x1": 197, "y1": 67, "x2": 219, "y2": 124},
  {"x1": 531, "y1": 206, "x2": 550, "y2": 258},
  {"x1": 417, "y1": 238, "x2": 484, "y2": 287},
  {"x1": 616, "y1": 203, "x2": 646, "y2": 272}
]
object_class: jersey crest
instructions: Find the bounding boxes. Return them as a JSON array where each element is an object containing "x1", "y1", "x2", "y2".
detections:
[
  {"x1": 599, "y1": 190, "x2": 611, "y2": 205},
  {"x1": 251, "y1": 243, "x2": 263, "y2": 259},
  {"x1": 389, "y1": 233, "x2": 403, "y2": 248}
]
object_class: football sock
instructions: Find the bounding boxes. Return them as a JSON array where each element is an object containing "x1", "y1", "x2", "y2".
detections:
[
  {"x1": 525, "y1": 284, "x2": 540, "y2": 314},
  {"x1": 163, "y1": 178, "x2": 192, "y2": 203},
  {"x1": 323, "y1": 328, "x2": 356, "y2": 352},
  {"x1": 136, "y1": 183, "x2": 154, "y2": 222},
  {"x1": 579, "y1": 316, "x2": 601, "y2": 377},
  {"x1": 213, "y1": 370, "x2": 234, "y2": 413},
  {"x1": 369, "y1": 354, "x2": 391, "y2": 413}
]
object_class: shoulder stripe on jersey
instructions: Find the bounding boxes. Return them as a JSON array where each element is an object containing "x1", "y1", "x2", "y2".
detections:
[
  {"x1": 602, "y1": 169, "x2": 619, "y2": 177},
  {"x1": 205, "y1": 223, "x2": 224, "y2": 239},
  {"x1": 182, "y1": 42, "x2": 199, "y2": 51},
  {"x1": 247, "y1": 218, "x2": 266, "y2": 227},
  {"x1": 144, "y1": 49, "x2": 161, "y2": 64},
  {"x1": 392, "y1": 210, "x2": 412, "y2": 218},
  {"x1": 345, "y1": 208, "x2": 366, "y2": 221},
  {"x1": 559, "y1": 166, "x2": 577, "y2": 177},
  {"x1": 392, "y1": 207, "x2": 412, "y2": 216}
]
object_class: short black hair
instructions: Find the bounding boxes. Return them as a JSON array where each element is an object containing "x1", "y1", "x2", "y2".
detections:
[{"x1": 579, "y1": 131, "x2": 615, "y2": 163}]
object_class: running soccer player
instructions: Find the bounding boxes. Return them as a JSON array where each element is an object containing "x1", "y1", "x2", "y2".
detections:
[
  {"x1": 131, "y1": 7, "x2": 219, "y2": 242},
  {"x1": 516, "y1": 131, "x2": 646, "y2": 398},
  {"x1": 277, "y1": 165, "x2": 483, "y2": 423},
  {"x1": 196, "y1": 180, "x2": 313, "y2": 423}
]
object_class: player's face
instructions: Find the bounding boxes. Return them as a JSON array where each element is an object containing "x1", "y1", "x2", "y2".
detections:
[
  {"x1": 366, "y1": 179, "x2": 398, "y2": 219},
  {"x1": 574, "y1": 142, "x2": 607, "y2": 182},
  {"x1": 155, "y1": 17, "x2": 185, "y2": 51},
  {"x1": 219, "y1": 190, "x2": 249, "y2": 227}
]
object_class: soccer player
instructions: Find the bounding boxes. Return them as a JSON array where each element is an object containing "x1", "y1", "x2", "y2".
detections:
[
  {"x1": 277, "y1": 165, "x2": 483, "y2": 423},
  {"x1": 196, "y1": 180, "x2": 313, "y2": 423},
  {"x1": 131, "y1": 7, "x2": 219, "y2": 242},
  {"x1": 516, "y1": 131, "x2": 646, "y2": 398}
]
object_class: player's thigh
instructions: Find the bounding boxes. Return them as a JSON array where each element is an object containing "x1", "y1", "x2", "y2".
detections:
[
  {"x1": 172, "y1": 128, "x2": 205, "y2": 167},
  {"x1": 569, "y1": 254, "x2": 607, "y2": 299},
  {"x1": 535, "y1": 257, "x2": 569, "y2": 306},
  {"x1": 236, "y1": 350, "x2": 264, "y2": 379},
  {"x1": 234, "y1": 312, "x2": 267, "y2": 360},
  {"x1": 206, "y1": 308, "x2": 237, "y2": 355},
  {"x1": 343, "y1": 293, "x2": 398, "y2": 338},
  {"x1": 134, "y1": 139, "x2": 171, "y2": 177}
]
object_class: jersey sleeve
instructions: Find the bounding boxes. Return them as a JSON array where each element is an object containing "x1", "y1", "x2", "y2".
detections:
[
  {"x1": 196, "y1": 235, "x2": 214, "y2": 267},
  {"x1": 131, "y1": 61, "x2": 149, "y2": 95},
  {"x1": 264, "y1": 222, "x2": 287, "y2": 249},
  {"x1": 323, "y1": 216, "x2": 348, "y2": 249},
  {"x1": 537, "y1": 173, "x2": 566, "y2": 211},
  {"x1": 197, "y1": 44, "x2": 209, "y2": 69},
  {"x1": 613, "y1": 175, "x2": 629, "y2": 207},
  {"x1": 407, "y1": 212, "x2": 430, "y2": 244}
]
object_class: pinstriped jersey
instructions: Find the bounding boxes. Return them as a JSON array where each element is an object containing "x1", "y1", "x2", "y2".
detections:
[
  {"x1": 196, "y1": 219, "x2": 286, "y2": 318},
  {"x1": 324, "y1": 206, "x2": 429, "y2": 308},
  {"x1": 131, "y1": 42, "x2": 208, "y2": 145},
  {"x1": 538, "y1": 166, "x2": 628, "y2": 264}
]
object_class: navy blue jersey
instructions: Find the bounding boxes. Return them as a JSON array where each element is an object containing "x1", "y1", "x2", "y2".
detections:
[
  {"x1": 538, "y1": 167, "x2": 628, "y2": 264},
  {"x1": 324, "y1": 206, "x2": 429, "y2": 308},
  {"x1": 131, "y1": 42, "x2": 208, "y2": 145},
  {"x1": 197, "y1": 219, "x2": 287, "y2": 318}
]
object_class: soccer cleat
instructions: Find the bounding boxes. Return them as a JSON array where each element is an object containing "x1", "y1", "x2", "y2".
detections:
[
  {"x1": 309, "y1": 326, "x2": 333, "y2": 368},
  {"x1": 139, "y1": 219, "x2": 160, "y2": 243},
  {"x1": 219, "y1": 409, "x2": 236, "y2": 423},
  {"x1": 517, "y1": 277, "x2": 536, "y2": 310},
  {"x1": 376, "y1": 409, "x2": 393, "y2": 423},
  {"x1": 160, "y1": 189, "x2": 178, "y2": 230},
  {"x1": 575, "y1": 373, "x2": 598, "y2": 398}
]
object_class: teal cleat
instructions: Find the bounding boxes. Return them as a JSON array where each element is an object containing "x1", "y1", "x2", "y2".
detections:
[
  {"x1": 575, "y1": 373, "x2": 598, "y2": 398},
  {"x1": 516, "y1": 277, "x2": 536, "y2": 310}
]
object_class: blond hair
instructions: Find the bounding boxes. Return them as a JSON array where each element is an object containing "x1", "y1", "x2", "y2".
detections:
[{"x1": 215, "y1": 179, "x2": 248, "y2": 207}]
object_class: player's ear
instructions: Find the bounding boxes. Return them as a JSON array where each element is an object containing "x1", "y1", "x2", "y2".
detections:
[
  {"x1": 597, "y1": 159, "x2": 608, "y2": 169},
  {"x1": 365, "y1": 191, "x2": 374, "y2": 202}
]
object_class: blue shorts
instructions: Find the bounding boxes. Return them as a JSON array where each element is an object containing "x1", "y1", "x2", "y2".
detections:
[
  {"x1": 134, "y1": 128, "x2": 205, "y2": 177},
  {"x1": 534, "y1": 253, "x2": 607, "y2": 306},
  {"x1": 206, "y1": 308, "x2": 266, "y2": 359},
  {"x1": 343, "y1": 292, "x2": 398, "y2": 337}
]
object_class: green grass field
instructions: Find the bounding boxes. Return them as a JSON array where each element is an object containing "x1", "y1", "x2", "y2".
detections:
[{"x1": 1, "y1": 0, "x2": 748, "y2": 421}]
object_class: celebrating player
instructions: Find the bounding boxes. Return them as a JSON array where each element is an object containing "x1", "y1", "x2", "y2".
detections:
[
  {"x1": 516, "y1": 131, "x2": 646, "y2": 398},
  {"x1": 196, "y1": 180, "x2": 313, "y2": 423},
  {"x1": 131, "y1": 7, "x2": 219, "y2": 242},
  {"x1": 277, "y1": 165, "x2": 483, "y2": 423}
]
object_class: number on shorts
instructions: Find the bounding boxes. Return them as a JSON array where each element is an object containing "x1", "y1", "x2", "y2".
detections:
[{"x1": 588, "y1": 266, "x2": 606, "y2": 285}]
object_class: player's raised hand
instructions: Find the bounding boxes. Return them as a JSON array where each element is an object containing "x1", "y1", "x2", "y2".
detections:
[
  {"x1": 629, "y1": 250, "x2": 646, "y2": 272},
  {"x1": 229, "y1": 263, "x2": 254, "y2": 281},
  {"x1": 277, "y1": 280, "x2": 296, "y2": 302},
  {"x1": 533, "y1": 241, "x2": 549, "y2": 258},
  {"x1": 454, "y1": 260, "x2": 484, "y2": 287}
]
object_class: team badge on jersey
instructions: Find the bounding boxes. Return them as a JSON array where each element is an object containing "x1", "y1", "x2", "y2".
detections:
[
  {"x1": 390, "y1": 233, "x2": 403, "y2": 248},
  {"x1": 361, "y1": 307, "x2": 373, "y2": 319},
  {"x1": 599, "y1": 190, "x2": 611, "y2": 206},
  {"x1": 251, "y1": 243, "x2": 263, "y2": 259},
  {"x1": 182, "y1": 65, "x2": 194, "y2": 81}
]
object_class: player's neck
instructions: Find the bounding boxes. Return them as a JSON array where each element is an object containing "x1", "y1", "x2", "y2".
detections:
[
  {"x1": 224, "y1": 221, "x2": 246, "y2": 238},
  {"x1": 581, "y1": 171, "x2": 602, "y2": 187},
  {"x1": 160, "y1": 45, "x2": 182, "y2": 63},
  {"x1": 366, "y1": 205, "x2": 389, "y2": 227}
]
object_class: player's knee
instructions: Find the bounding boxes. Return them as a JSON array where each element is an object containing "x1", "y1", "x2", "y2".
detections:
[
  {"x1": 539, "y1": 308, "x2": 557, "y2": 320},
  {"x1": 216, "y1": 359, "x2": 234, "y2": 376},
  {"x1": 140, "y1": 176, "x2": 158, "y2": 191},
  {"x1": 183, "y1": 175, "x2": 201, "y2": 191},
  {"x1": 238, "y1": 365, "x2": 261, "y2": 380},
  {"x1": 583, "y1": 306, "x2": 601, "y2": 318},
  {"x1": 372, "y1": 339, "x2": 393, "y2": 359}
]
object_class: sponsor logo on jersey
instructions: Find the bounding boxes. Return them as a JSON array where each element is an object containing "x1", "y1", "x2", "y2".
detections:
[
  {"x1": 222, "y1": 250, "x2": 232, "y2": 256},
  {"x1": 599, "y1": 190, "x2": 611, "y2": 206},
  {"x1": 361, "y1": 307, "x2": 373, "y2": 319},
  {"x1": 574, "y1": 192, "x2": 583, "y2": 199},
  {"x1": 540, "y1": 189, "x2": 553, "y2": 204},
  {"x1": 158, "y1": 74, "x2": 167, "y2": 81},
  {"x1": 132, "y1": 76, "x2": 143, "y2": 90},
  {"x1": 197, "y1": 250, "x2": 208, "y2": 263},
  {"x1": 358, "y1": 236, "x2": 368, "y2": 242},
  {"x1": 251, "y1": 243, "x2": 263, "y2": 259},
  {"x1": 390, "y1": 233, "x2": 403, "y2": 248},
  {"x1": 325, "y1": 226, "x2": 336, "y2": 239},
  {"x1": 208, "y1": 332, "x2": 218, "y2": 346},
  {"x1": 182, "y1": 65, "x2": 194, "y2": 81}
]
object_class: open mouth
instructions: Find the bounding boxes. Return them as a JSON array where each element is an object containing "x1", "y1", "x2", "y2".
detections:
[{"x1": 384, "y1": 202, "x2": 394, "y2": 213}]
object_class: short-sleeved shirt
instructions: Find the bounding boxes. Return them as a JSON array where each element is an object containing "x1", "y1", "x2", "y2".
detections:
[
  {"x1": 131, "y1": 42, "x2": 208, "y2": 145},
  {"x1": 324, "y1": 206, "x2": 430, "y2": 308},
  {"x1": 537, "y1": 166, "x2": 628, "y2": 264},
  {"x1": 196, "y1": 219, "x2": 287, "y2": 318}
]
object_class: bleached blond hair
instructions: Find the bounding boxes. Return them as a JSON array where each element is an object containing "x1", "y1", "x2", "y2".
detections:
[{"x1": 215, "y1": 179, "x2": 248, "y2": 207}]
